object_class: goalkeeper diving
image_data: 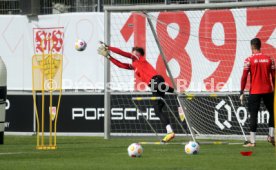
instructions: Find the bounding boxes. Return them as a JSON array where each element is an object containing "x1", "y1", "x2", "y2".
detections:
[{"x1": 98, "y1": 42, "x2": 176, "y2": 143}]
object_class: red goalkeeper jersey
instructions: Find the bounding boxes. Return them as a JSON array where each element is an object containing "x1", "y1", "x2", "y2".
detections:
[
  {"x1": 240, "y1": 52, "x2": 275, "y2": 94},
  {"x1": 108, "y1": 46, "x2": 158, "y2": 84}
]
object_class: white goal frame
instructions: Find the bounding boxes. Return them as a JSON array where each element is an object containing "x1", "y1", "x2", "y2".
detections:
[{"x1": 103, "y1": 1, "x2": 276, "y2": 140}]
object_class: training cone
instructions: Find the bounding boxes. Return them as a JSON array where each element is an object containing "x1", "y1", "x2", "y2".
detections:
[{"x1": 240, "y1": 151, "x2": 253, "y2": 156}]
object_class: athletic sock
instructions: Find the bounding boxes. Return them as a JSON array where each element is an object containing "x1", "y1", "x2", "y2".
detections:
[
  {"x1": 166, "y1": 124, "x2": 173, "y2": 134},
  {"x1": 269, "y1": 127, "x2": 274, "y2": 137},
  {"x1": 250, "y1": 132, "x2": 256, "y2": 143}
]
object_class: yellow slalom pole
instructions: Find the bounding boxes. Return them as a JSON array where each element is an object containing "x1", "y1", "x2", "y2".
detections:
[
  {"x1": 32, "y1": 56, "x2": 41, "y2": 149},
  {"x1": 49, "y1": 40, "x2": 53, "y2": 148},
  {"x1": 49, "y1": 61, "x2": 53, "y2": 147},
  {"x1": 54, "y1": 54, "x2": 63, "y2": 148},
  {"x1": 41, "y1": 49, "x2": 45, "y2": 148}
]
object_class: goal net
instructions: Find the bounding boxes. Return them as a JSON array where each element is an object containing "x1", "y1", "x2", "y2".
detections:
[{"x1": 105, "y1": 4, "x2": 276, "y2": 142}]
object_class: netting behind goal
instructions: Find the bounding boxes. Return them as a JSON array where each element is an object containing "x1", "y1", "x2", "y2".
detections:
[{"x1": 107, "y1": 5, "x2": 276, "y2": 141}]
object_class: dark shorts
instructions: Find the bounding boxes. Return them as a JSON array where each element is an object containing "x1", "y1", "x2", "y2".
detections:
[{"x1": 248, "y1": 92, "x2": 274, "y2": 132}]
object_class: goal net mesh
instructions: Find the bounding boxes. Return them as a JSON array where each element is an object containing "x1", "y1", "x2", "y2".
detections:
[{"x1": 107, "y1": 6, "x2": 276, "y2": 140}]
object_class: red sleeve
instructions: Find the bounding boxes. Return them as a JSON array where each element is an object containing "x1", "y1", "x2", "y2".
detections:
[
  {"x1": 109, "y1": 57, "x2": 133, "y2": 70},
  {"x1": 271, "y1": 57, "x2": 275, "y2": 88},
  {"x1": 240, "y1": 58, "x2": 250, "y2": 93},
  {"x1": 108, "y1": 46, "x2": 134, "y2": 59}
]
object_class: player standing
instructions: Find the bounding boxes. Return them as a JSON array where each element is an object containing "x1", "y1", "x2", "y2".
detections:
[
  {"x1": 240, "y1": 38, "x2": 275, "y2": 147},
  {"x1": 98, "y1": 43, "x2": 176, "y2": 142}
]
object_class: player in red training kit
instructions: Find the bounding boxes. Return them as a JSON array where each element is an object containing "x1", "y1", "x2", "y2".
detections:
[
  {"x1": 240, "y1": 38, "x2": 275, "y2": 147},
  {"x1": 98, "y1": 42, "x2": 175, "y2": 142}
]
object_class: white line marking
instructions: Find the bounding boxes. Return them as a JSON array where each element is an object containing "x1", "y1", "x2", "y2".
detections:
[{"x1": 0, "y1": 152, "x2": 26, "y2": 155}]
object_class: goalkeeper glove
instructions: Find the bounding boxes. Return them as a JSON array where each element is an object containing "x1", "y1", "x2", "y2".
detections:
[
  {"x1": 240, "y1": 91, "x2": 245, "y2": 105},
  {"x1": 97, "y1": 44, "x2": 110, "y2": 59}
]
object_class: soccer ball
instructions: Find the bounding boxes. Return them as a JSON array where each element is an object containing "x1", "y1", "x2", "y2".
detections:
[
  {"x1": 185, "y1": 141, "x2": 199, "y2": 155},
  {"x1": 127, "y1": 143, "x2": 143, "y2": 158},
  {"x1": 75, "y1": 39, "x2": 87, "y2": 51}
]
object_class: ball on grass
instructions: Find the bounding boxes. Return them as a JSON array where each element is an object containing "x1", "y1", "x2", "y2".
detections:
[
  {"x1": 127, "y1": 143, "x2": 143, "y2": 158},
  {"x1": 185, "y1": 141, "x2": 200, "y2": 155}
]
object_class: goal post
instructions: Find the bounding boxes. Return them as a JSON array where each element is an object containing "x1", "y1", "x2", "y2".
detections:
[
  {"x1": 104, "y1": 1, "x2": 276, "y2": 142},
  {"x1": 104, "y1": 10, "x2": 111, "y2": 140}
]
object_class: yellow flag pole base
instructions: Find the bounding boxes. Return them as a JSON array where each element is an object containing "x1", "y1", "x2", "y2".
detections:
[{"x1": 36, "y1": 145, "x2": 57, "y2": 150}]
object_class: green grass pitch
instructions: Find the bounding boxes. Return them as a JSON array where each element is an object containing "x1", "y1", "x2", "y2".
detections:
[{"x1": 0, "y1": 136, "x2": 276, "y2": 170}]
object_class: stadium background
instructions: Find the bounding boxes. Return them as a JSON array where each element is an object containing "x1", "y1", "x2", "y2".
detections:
[{"x1": 0, "y1": 0, "x2": 273, "y2": 135}]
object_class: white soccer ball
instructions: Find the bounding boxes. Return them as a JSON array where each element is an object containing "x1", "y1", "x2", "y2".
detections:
[
  {"x1": 75, "y1": 39, "x2": 87, "y2": 51},
  {"x1": 185, "y1": 141, "x2": 199, "y2": 155},
  {"x1": 127, "y1": 143, "x2": 143, "y2": 158}
]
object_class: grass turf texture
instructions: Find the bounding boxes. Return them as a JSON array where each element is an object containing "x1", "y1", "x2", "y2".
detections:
[{"x1": 0, "y1": 136, "x2": 275, "y2": 170}]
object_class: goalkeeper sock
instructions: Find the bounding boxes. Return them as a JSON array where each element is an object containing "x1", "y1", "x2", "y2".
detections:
[
  {"x1": 269, "y1": 127, "x2": 274, "y2": 137},
  {"x1": 250, "y1": 132, "x2": 256, "y2": 143},
  {"x1": 166, "y1": 124, "x2": 173, "y2": 134}
]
